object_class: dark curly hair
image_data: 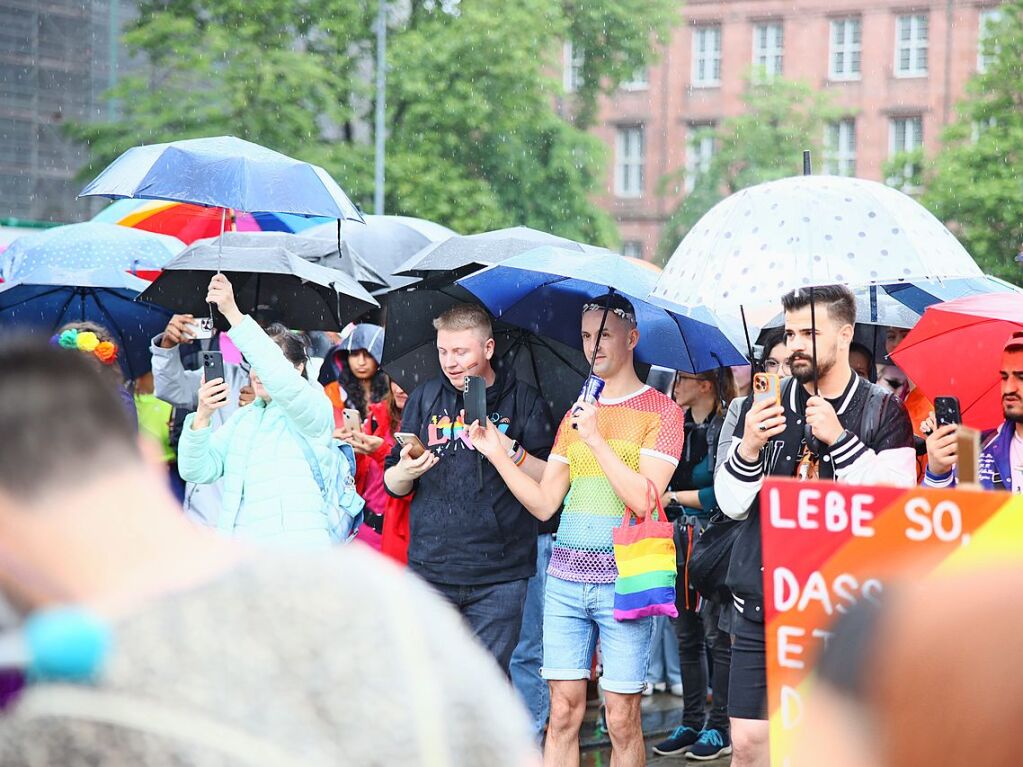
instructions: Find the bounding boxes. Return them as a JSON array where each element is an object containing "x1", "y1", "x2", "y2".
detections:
[{"x1": 338, "y1": 365, "x2": 389, "y2": 419}]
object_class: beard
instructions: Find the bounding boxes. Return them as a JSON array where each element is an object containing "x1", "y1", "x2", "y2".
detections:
[
  {"x1": 789, "y1": 350, "x2": 836, "y2": 384},
  {"x1": 1004, "y1": 397, "x2": 1023, "y2": 423}
]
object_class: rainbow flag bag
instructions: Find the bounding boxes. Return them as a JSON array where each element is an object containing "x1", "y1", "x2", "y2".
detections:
[{"x1": 612, "y1": 480, "x2": 678, "y2": 621}]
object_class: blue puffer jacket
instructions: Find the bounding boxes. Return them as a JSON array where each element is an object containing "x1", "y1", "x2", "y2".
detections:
[{"x1": 178, "y1": 316, "x2": 336, "y2": 548}]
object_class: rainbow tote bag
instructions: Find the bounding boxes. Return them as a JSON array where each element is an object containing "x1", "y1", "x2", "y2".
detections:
[{"x1": 612, "y1": 481, "x2": 678, "y2": 621}]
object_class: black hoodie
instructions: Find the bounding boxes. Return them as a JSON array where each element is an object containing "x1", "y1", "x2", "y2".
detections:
[{"x1": 384, "y1": 368, "x2": 555, "y2": 586}]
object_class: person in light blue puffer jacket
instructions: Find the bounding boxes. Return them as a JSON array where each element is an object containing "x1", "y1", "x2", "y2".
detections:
[{"x1": 178, "y1": 274, "x2": 337, "y2": 548}]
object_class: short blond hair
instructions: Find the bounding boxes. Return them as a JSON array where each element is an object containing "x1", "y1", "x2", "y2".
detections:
[{"x1": 433, "y1": 303, "x2": 493, "y2": 342}]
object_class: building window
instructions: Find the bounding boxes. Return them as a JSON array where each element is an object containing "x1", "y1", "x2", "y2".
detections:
[
  {"x1": 615, "y1": 126, "x2": 645, "y2": 198},
  {"x1": 692, "y1": 25, "x2": 722, "y2": 88},
  {"x1": 888, "y1": 116, "x2": 923, "y2": 189},
  {"x1": 829, "y1": 18, "x2": 862, "y2": 80},
  {"x1": 563, "y1": 42, "x2": 584, "y2": 93},
  {"x1": 685, "y1": 124, "x2": 716, "y2": 194},
  {"x1": 622, "y1": 240, "x2": 644, "y2": 260},
  {"x1": 621, "y1": 68, "x2": 649, "y2": 91},
  {"x1": 895, "y1": 14, "x2": 928, "y2": 77},
  {"x1": 753, "y1": 22, "x2": 784, "y2": 79},
  {"x1": 824, "y1": 119, "x2": 856, "y2": 176},
  {"x1": 978, "y1": 8, "x2": 1002, "y2": 73}
]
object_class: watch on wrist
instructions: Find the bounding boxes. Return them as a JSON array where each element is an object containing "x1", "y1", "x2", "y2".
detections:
[{"x1": 506, "y1": 440, "x2": 521, "y2": 458}]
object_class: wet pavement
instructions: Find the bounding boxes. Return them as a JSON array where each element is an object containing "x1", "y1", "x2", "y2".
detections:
[{"x1": 579, "y1": 689, "x2": 731, "y2": 766}]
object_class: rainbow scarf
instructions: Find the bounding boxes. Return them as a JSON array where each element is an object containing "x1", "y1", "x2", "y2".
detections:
[{"x1": 612, "y1": 484, "x2": 678, "y2": 621}]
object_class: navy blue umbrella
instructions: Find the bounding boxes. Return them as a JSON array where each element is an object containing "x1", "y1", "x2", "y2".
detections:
[
  {"x1": 457, "y1": 247, "x2": 746, "y2": 373},
  {"x1": 0, "y1": 266, "x2": 170, "y2": 379},
  {"x1": 79, "y1": 136, "x2": 365, "y2": 223}
]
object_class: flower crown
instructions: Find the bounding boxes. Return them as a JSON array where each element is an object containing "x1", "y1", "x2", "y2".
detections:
[
  {"x1": 50, "y1": 328, "x2": 119, "y2": 366},
  {"x1": 581, "y1": 302, "x2": 637, "y2": 325}
]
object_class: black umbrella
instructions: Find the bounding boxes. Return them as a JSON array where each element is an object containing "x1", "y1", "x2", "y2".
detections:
[
  {"x1": 393, "y1": 226, "x2": 610, "y2": 286},
  {"x1": 381, "y1": 284, "x2": 590, "y2": 420},
  {"x1": 139, "y1": 242, "x2": 378, "y2": 331}
]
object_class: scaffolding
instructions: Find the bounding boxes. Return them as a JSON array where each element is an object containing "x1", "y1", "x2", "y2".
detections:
[{"x1": 0, "y1": 0, "x2": 134, "y2": 223}]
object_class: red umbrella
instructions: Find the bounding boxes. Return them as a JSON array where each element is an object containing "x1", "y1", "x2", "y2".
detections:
[{"x1": 891, "y1": 292, "x2": 1023, "y2": 430}]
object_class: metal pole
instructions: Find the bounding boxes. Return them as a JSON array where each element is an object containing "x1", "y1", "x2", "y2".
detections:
[{"x1": 374, "y1": 0, "x2": 387, "y2": 215}]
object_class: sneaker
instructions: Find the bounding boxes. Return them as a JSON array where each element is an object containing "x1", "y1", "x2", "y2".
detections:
[
  {"x1": 641, "y1": 682, "x2": 654, "y2": 697},
  {"x1": 686, "y1": 728, "x2": 732, "y2": 761},
  {"x1": 652, "y1": 725, "x2": 701, "y2": 756},
  {"x1": 670, "y1": 682, "x2": 685, "y2": 697}
]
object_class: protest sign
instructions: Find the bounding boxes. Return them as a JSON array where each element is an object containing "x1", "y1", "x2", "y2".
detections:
[{"x1": 761, "y1": 478, "x2": 1023, "y2": 766}]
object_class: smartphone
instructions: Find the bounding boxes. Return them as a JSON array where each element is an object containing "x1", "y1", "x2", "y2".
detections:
[
  {"x1": 394, "y1": 432, "x2": 426, "y2": 459},
  {"x1": 342, "y1": 408, "x2": 363, "y2": 433},
  {"x1": 463, "y1": 375, "x2": 487, "y2": 427},
  {"x1": 935, "y1": 396, "x2": 962, "y2": 428},
  {"x1": 189, "y1": 317, "x2": 215, "y2": 341},
  {"x1": 200, "y1": 350, "x2": 225, "y2": 384},
  {"x1": 752, "y1": 372, "x2": 781, "y2": 406}
]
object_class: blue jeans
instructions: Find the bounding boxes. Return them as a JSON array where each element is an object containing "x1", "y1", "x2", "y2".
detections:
[
  {"x1": 646, "y1": 615, "x2": 682, "y2": 686},
  {"x1": 510, "y1": 533, "x2": 553, "y2": 736},
  {"x1": 430, "y1": 578, "x2": 529, "y2": 675}
]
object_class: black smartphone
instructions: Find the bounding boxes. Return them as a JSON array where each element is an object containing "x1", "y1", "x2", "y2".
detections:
[
  {"x1": 200, "y1": 350, "x2": 225, "y2": 384},
  {"x1": 935, "y1": 396, "x2": 962, "y2": 427},
  {"x1": 463, "y1": 375, "x2": 487, "y2": 427}
]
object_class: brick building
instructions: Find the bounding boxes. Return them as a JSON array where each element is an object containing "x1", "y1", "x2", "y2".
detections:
[{"x1": 578, "y1": 0, "x2": 1003, "y2": 261}]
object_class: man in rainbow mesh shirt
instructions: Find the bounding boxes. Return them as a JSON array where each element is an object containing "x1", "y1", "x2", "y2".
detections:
[{"x1": 471, "y1": 294, "x2": 685, "y2": 766}]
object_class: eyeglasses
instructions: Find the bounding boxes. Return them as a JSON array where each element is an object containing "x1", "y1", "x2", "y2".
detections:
[{"x1": 764, "y1": 359, "x2": 781, "y2": 372}]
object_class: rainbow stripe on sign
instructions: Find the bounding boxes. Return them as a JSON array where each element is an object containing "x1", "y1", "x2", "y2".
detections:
[
  {"x1": 760, "y1": 479, "x2": 1023, "y2": 766},
  {"x1": 612, "y1": 511, "x2": 678, "y2": 620}
]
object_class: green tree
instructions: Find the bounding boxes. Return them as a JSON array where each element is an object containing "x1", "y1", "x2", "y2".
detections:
[
  {"x1": 71, "y1": 0, "x2": 676, "y2": 245},
  {"x1": 655, "y1": 76, "x2": 844, "y2": 263},
  {"x1": 919, "y1": 0, "x2": 1023, "y2": 283}
]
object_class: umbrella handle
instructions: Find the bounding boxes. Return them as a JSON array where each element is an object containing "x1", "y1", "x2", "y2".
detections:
[{"x1": 586, "y1": 287, "x2": 615, "y2": 375}]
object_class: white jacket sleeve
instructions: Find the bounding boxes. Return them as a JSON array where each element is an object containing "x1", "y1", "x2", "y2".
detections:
[
  {"x1": 151, "y1": 335, "x2": 202, "y2": 410},
  {"x1": 829, "y1": 431, "x2": 918, "y2": 488}
]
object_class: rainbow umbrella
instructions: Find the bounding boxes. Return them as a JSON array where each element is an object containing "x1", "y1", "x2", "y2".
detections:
[{"x1": 93, "y1": 200, "x2": 332, "y2": 245}]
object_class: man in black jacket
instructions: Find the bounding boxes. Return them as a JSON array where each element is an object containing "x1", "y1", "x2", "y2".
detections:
[
  {"x1": 714, "y1": 285, "x2": 916, "y2": 767},
  {"x1": 384, "y1": 303, "x2": 554, "y2": 674}
]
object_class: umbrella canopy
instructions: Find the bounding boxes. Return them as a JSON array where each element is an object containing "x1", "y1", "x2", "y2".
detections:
[
  {"x1": 651, "y1": 175, "x2": 982, "y2": 315},
  {"x1": 394, "y1": 226, "x2": 609, "y2": 283},
  {"x1": 0, "y1": 222, "x2": 184, "y2": 283},
  {"x1": 79, "y1": 135, "x2": 365, "y2": 222},
  {"x1": 0, "y1": 265, "x2": 171, "y2": 379},
  {"x1": 890, "y1": 293, "x2": 1023, "y2": 430},
  {"x1": 457, "y1": 247, "x2": 747, "y2": 373},
  {"x1": 139, "y1": 243, "x2": 378, "y2": 332},
  {"x1": 381, "y1": 284, "x2": 590, "y2": 420},
  {"x1": 304, "y1": 215, "x2": 456, "y2": 291},
  {"x1": 93, "y1": 199, "x2": 333, "y2": 244},
  {"x1": 179, "y1": 231, "x2": 388, "y2": 291}
]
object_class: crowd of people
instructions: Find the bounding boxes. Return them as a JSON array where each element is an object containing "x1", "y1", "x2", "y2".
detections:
[{"x1": 2, "y1": 263, "x2": 1020, "y2": 767}]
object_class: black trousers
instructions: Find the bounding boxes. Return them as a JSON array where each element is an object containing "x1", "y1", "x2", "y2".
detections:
[{"x1": 674, "y1": 600, "x2": 731, "y2": 733}]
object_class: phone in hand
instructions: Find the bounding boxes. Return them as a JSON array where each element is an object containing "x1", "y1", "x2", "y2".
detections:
[
  {"x1": 190, "y1": 317, "x2": 215, "y2": 341},
  {"x1": 342, "y1": 408, "x2": 363, "y2": 433},
  {"x1": 935, "y1": 396, "x2": 962, "y2": 428},
  {"x1": 394, "y1": 432, "x2": 426, "y2": 459},
  {"x1": 463, "y1": 375, "x2": 487, "y2": 427},
  {"x1": 200, "y1": 351, "x2": 225, "y2": 385},
  {"x1": 752, "y1": 372, "x2": 781, "y2": 406}
]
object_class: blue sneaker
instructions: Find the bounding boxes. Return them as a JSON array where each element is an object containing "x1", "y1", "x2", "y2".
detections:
[
  {"x1": 686, "y1": 728, "x2": 732, "y2": 760},
  {"x1": 652, "y1": 725, "x2": 700, "y2": 755}
]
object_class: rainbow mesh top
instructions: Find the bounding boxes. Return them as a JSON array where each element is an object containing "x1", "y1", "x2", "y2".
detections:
[{"x1": 548, "y1": 386, "x2": 685, "y2": 584}]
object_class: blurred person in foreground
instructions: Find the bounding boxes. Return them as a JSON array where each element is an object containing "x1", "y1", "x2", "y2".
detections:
[
  {"x1": 795, "y1": 568, "x2": 1023, "y2": 767},
  {"x1": 715, "y1": 285, "x2": 915, "y2": 767},
  {"x1": 0, "y1": 338, "x2": 538, "y2": 767}
]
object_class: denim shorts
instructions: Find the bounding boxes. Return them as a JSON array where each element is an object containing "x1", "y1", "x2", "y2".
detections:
[{"x1": 541, "y1": 575, "x2": 655, "y2": 694}]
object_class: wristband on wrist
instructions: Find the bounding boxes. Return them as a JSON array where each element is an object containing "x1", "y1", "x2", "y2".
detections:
[{"x1": 512, "y1": 446, "x2": 528, "y2": 466}]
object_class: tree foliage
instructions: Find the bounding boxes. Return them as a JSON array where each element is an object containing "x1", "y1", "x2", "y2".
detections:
[
  {"x1": 655, "y1": 76, "x2": 844, "y2": 263},
  {"x1": 70, "y1": 0, "x2": 675, "y2": 245},
  {"x1": 920, "y1": 0, "x2": 1023, "y2": 283}
]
